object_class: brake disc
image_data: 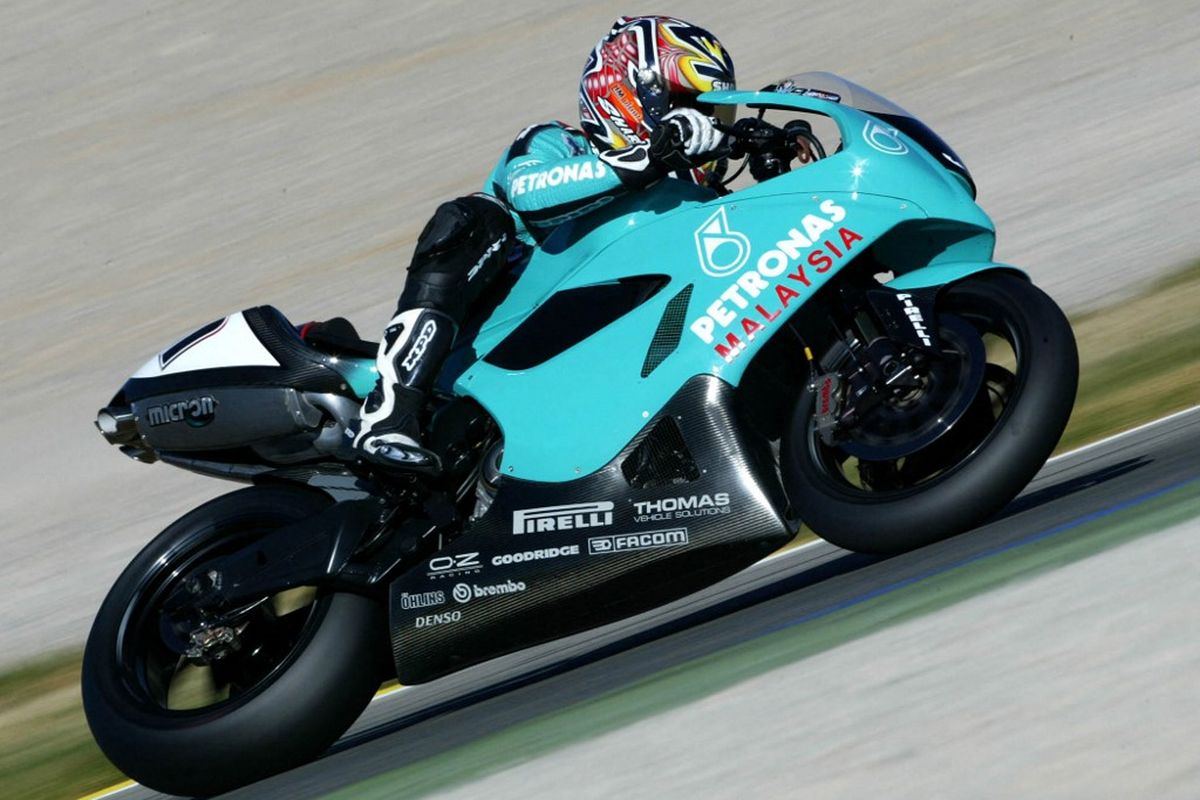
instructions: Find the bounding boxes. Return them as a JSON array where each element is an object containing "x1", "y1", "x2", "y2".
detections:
[{"x1": 835, "y1": 313, "x2": 986, "y2": 461}]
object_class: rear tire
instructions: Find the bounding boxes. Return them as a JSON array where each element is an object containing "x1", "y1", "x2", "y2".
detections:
[
  {"x1": 782, "y1": 274, "x2": 1077, "y2": 554},
  {"x1": 82, "y1": 485, "x2": 387, "y2": 796}
]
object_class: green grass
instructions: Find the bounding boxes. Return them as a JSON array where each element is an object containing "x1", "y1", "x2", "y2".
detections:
[
  {"x1": 1056, "y1": 258, "x2": 1200, "y2": 451},
  {"x1": 1136, "y1": 257, "x2": 1200, "y2": 294},
  {"x1": 2, "y1": 261, "x2": 1198, "y2": 800},
  {"x1": 0, "y1": 650, "x2": 125, "y2": 800}
]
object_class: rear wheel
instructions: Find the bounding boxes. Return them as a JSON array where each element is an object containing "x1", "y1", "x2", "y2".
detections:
[
  {"x1": 782, "y1": 273, "x2": 1077, "y2": 554},
  {"x1": 82, "y1": 485, "x2": 387, "y2": 796}
]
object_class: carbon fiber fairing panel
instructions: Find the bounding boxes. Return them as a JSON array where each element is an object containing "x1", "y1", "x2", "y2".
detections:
[
  {"x1": 121, "y1": 306, "x2": 353, "y2": 402},
  {"x1": 388, "y1": 375, "x2": 792, "y2": 684}
]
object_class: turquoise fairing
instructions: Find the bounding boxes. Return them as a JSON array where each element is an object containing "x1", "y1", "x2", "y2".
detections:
[
  {"x1": 456, "y1": 90, "x2": 1002, "y2": 482},
  {"x1": 886, "y1": 262, "x2": 1027, "y2": 291},
  {"x1": 329, "y1": 357, "x2": 378, "y2": 399}
]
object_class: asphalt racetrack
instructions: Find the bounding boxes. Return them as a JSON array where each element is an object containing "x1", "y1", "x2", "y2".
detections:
[
  {"x1": 93, "y1": 407, "x2": 1199, "y2": 799},
  {"x1": 4, "y1": 2, "x2": 1197, "y2": 796},
  {"x1": 5, "y1": 0, "x2": 1200, "y2": 669}
]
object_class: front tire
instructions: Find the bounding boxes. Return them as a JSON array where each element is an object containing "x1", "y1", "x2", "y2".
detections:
[
  {"x1": 782, "y1": 273, "x2": 1077, "y2": 554},
  {"x1": 82, "y1": 485, "x2": 387, "y2": 796}
]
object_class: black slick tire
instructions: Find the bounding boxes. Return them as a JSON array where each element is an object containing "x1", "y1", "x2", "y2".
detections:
[
  {"x1": 782, "y1": 273, "x2": 1078, "y2": 554},
  {"x1": 81, "y1": 485, "x2": 386, "y2": 796}
]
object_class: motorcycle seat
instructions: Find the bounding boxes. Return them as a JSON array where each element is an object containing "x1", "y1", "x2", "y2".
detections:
[
  {"x1": 242, "y1": 306, "x2": 373, "y2": 395},
  {"x1": 296, "y1": 317, "x2": 379, "y2": 359}
]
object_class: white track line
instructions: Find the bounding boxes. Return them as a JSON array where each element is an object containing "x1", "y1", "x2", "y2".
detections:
[
  {"x1": 78, "y1": 780, "x2": 137, "y2": 800},
  {"x1": 1047, "y1": 404, "x2": 1200, "y2": 463},
  {"x1": 78, "y1": 404, "x2": 1200, "y2": 800},
  {"x1": 762, "y1": 404, "x2": 1200, "y2": 568}
]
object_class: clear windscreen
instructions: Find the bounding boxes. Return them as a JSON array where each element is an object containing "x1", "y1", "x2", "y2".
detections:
[
  {"x1": 767, "y1": 72, "x2": 917, "y2": 118},
  {"x1": 737, "y1": 71, "x2": 977, "y2": 196}
]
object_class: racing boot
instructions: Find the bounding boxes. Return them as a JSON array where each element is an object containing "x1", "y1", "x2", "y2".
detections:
[{"x1": 349, "y1": 307, "x2": 455, "y2": 473}]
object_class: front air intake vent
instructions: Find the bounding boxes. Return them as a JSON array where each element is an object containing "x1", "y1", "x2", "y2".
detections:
[
  {"x1": 484, "y1": 276, "x2": 668, "y2": 370},
  {"x1": 621, "y1": 416, "x2": 700, "y2": 489},
  {"x1": 640, "y1": 284, "x2": 694, "y2": 378}
]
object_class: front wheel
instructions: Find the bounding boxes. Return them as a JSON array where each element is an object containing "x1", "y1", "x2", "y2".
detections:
[
  {"x1": 782, "y1": 273, "x2": 1078, "y2": 554},
  {"x1": 82, "y1": 485, "x2": 388, "y2": 796}
]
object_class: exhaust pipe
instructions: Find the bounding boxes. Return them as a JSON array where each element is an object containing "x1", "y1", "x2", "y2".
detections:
[
  {"x1": 97, "y1": 406, "x2": 159, "y2": 462},
  {"x1": 95, "y1": 406, "x2": 139, "y2": 445}
]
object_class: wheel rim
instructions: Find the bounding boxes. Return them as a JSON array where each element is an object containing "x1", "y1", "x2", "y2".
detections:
[
  {"x1": 115, "y1": 518, "x2": 329, "y2": 714},
  {"x1": 805, "y1": 287, "x2": 1028, "y2": 500},
  {"x1": 836, "y1": 313, "x2": 987, "y2": 461}
]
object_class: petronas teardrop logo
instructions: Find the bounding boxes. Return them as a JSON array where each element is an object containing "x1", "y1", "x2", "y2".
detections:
[
  {"x1": 694, "y1": 206, "x2": 751, "y2": 278},
  {"x1": 863, "y1": 120, "x2": 909, "y2": 155}
]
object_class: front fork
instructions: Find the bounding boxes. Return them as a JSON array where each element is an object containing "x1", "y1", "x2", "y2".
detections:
[{"x1": 807, "y1": 285, "x2": 942, "y2": 445}]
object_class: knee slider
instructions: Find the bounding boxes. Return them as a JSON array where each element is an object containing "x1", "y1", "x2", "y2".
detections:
[
  {"x1": 457, "y1": 193, "x2": 517, "y2": 242},
  {"x1": 413, "y1": 194, "x2": 514, "y2": 260},
  {"x1": 413, "y1": 199, "x2": 477, "y2": 260}
]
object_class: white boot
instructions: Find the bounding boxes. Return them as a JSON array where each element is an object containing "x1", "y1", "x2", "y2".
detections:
[{"x1": 349, "y1": 308, "x2": 454, "y2": 472}]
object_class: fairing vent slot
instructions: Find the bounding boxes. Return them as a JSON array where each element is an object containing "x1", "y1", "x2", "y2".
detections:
[
  {"x1": 483, "y1": 275, "x2": 667, "y2": 371},
  {"x1": 640, "y1": 284, "x2": 693, "y2": 378},
  {"x1": 621, "y1": 416, "x2": 700, "y2": 489}
]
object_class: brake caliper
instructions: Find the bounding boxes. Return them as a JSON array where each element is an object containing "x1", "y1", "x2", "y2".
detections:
[
  {"x1": 185, "y1": 623, "x2": 241, "y2": 662},
  {"x1": 811, "y1": 373, "x2": 843, "y2": 446}
]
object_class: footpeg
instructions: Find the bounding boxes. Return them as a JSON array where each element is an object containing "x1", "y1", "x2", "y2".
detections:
[{"x1": 368, "y1": 443, "x2": 443, "y2": 475}]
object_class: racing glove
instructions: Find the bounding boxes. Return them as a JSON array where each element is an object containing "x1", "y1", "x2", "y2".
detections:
[
  {"x1": 650, "y1": 107, "x2": 727, "y2": 172},
  {"x1": 599, "y1": 108, "x2": 728, "y2": 190}
]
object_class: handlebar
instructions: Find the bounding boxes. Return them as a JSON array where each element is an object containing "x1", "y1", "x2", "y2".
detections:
[
  {"x1": 715, "y1": 116, "x2": 827, "y2": 181},
  {"x1": 654, "y1": 113, "x2": 826, "y2": 184}
]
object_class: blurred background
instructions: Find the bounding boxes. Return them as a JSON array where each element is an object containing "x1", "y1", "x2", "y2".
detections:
[{"x1": 1, "y1": 2, "x2": 1197, "y2": 788}]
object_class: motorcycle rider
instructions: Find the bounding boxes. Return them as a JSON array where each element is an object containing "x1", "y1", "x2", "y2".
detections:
[{"x1": 349, "y1": 15, "x2": 737, "y2": 471}]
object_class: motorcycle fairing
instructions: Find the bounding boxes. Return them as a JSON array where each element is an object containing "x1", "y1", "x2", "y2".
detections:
[
  {"x1": 454, "y1": 86, "x2": 1001, "y2": 482},
  {"x1": 116, "y1": 306, "x2": 378, "y2": 456},
  {"x1": 886, "y1": 261, "x2": 1025, "y2": 291},
  {"x1": 387, "y1": 375, "x2": 793, "y2": 685},
  {"x1": 131, "y1": 311, "x2": 278, "y2": 377},
  {"x1": 121, "y1": 306, "x2": 374, "y2": 402},
  {"x1": 763, "y1": 71, "x2": 978, "y2": 196}
]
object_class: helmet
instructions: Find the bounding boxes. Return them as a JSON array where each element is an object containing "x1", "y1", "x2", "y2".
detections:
[{"x1": 579, "y1": 16, "x2": 736, "y2": 184}]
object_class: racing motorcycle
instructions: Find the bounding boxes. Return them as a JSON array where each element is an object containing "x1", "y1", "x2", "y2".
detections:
[{"x1": 83, "y1": 72, "x2": 1077, "y2": 795}]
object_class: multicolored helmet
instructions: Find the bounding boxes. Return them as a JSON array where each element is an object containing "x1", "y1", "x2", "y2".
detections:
[{"x1": 579, "y1": 16, "x2": 736, "y2": 183}]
